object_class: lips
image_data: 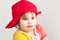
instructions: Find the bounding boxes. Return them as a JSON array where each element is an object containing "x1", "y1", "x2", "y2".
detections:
[{"x1": 27, "y1": 25, "x2": 33, "y2": 27}]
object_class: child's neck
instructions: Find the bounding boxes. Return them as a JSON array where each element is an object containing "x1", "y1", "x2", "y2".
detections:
[{"x1": 27, "y1": 29, "x2": 35, "y2": 36}]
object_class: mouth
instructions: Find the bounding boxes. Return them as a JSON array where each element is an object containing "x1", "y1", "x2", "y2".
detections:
[{"x1": 27, "y1": 25, "x2": 33, "y2": 27}]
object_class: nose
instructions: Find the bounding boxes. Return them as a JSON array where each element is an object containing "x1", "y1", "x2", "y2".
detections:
[{"x1": 27, "y1": 19, "x2": 32, "y2": 24}]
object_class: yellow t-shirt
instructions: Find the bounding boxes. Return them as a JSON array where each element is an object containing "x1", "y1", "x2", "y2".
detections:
[{"x1": 13, "y1": 30, "x2": 31, "y2": 40}]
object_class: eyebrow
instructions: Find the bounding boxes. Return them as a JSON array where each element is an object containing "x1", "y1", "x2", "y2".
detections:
[
  {"x1": 21, "y1": 12, "x2": 36, "y2": 19},
  {"x1": 21, "y1": 14, "x2": 27, "y2": 20}
]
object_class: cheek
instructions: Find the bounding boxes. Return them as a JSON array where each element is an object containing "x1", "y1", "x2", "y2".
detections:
[
  {"x1": 19, "y1": 20, "x2": 27, "y2": 26},
  {"x1": 32, "y1": 19, "x2": 37, "y2": 24}
]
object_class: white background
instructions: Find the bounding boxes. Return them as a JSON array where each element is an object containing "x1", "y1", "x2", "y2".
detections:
[{"x1": 0, "y1": 0, "x2": 60, "y2": 40}]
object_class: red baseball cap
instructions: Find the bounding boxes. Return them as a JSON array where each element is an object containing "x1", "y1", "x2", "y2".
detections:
[{"x1": 5, "y1": 0, "x2": 41, "y2": 28}]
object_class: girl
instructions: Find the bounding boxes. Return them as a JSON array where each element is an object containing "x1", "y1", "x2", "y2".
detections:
[{"x1": 5, "y1": 0, "x2": 48, "y2": 40}]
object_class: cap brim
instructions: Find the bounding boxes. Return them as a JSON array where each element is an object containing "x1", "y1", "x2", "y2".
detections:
[{"x1": 5, "y1": 18, "x2": 19, "y2": 28}]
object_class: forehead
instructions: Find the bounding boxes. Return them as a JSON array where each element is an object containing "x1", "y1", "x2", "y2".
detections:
[{"x1": 22, "y1": 12, "x2": 36, "y2": 17}]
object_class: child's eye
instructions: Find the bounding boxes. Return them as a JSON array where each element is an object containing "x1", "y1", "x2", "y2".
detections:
[
  {"x1": 32, "y1": 17, "x2": 35, "y2": 19},
  {"x1": 23, "y1": 18, "x2": 28, "y2": 20}
]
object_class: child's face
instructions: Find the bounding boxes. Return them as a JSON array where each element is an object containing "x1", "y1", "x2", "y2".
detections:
[{"x1": 18, "y1": 12, "x2": 37, "y2": 32}]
